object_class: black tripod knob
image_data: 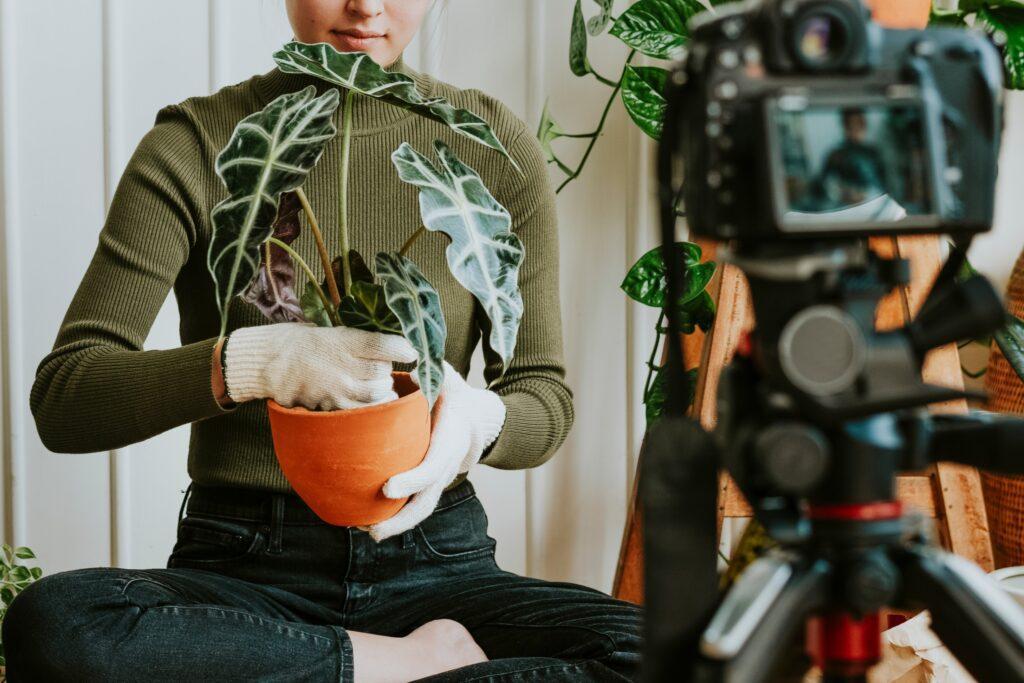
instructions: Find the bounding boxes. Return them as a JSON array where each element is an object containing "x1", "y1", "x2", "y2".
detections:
[{"x1": 755, "y1": 422, "x2": 831, "y2": 495}]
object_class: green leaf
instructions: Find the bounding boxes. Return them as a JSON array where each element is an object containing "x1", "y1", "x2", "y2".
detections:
[
  {"x1": 995, "y1": 314, "x2": 1024, "y2": 383},
  {"x1": 610, "y1": 0, "x2": 703, "y2": 59},
  {"x1": 208, "y1": 85, "x2": 339, "y2": 338},
  {"x1": 338, "y1": 281, "x2": 403, "y2": 335},
  {"x1": 9, "y1": 567, "x2": 28, "y2": 582},
  {"x1": 300, "y1": 281, "x2": 333, "y2": 328},
  {"x1": 621, "y1": 65, "x2": 669, "y2": 140},
  {"x1": 12, "y1": 547, "x2": 34, "y2": 560},
  {"x1": 928, "y1": 8, "x2": 968, "y2": 26},
  {"x1": 347, "y1": 250, "x2": 375, "y2": 285},
  {"x1": 274, "y1": 41, "x2": 520, "y2": 173},
  {"x1": 570, "y1": 0, "x2": 592, "y2": 76},
  {"x1": 977, "y1": 6, "x2": 1024, "y2": 90},
  {"x1": 241, "y1": 191, "x2": 306, "y2": 323},
  {"x1": 682, "y1": 290, "x2": 717, "y2": 332},
  {"x1": 646, "y1": 366, "x2": 698, "y2": 425},
  {"x1": 587, "y1": 0, "x2": 616, "y2": 35},
  {"x1": 391, "y1": 140, "x2": 524, "y2": 369},
  {"x1": 621, "y1": 242, "x2": 714, "y2": 308},
  {"x1": 537, "y1": 98, "x2": 566, "y2": 165},
  {"x1": 29, "y1": 566, "x2": 41, "y2": 580},
  {"x1": 375, "y1": 252, "x2": 447, "y2": 409},
  {"x1": 0, "y1": 587, "x2": 12, "y2": 605}
]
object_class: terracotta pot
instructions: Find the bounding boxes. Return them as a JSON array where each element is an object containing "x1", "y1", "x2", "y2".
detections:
[
  {"x1": 865, "y1": 0, "x2": 931, "y2": 29},
  {"x1": 267, "y1": 372, "x2": 431, "y2": 526},
  {"x1": 984, "y1": 249, "x2": 1024, "y2": 568}
]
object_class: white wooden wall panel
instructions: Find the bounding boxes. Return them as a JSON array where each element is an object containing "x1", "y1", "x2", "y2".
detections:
[{"x1": 7, "y1": 0, "x2": 1021, "y2": 596}]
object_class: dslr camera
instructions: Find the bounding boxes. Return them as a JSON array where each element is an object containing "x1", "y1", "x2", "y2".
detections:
[{"x1": 677, "y1": 0, "x2": 1004, "y2": 241}]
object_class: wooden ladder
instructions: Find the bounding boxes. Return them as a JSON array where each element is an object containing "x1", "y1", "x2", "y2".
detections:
[{"x1": 613, "y1": 235, "x2": 994, "y2": 605}]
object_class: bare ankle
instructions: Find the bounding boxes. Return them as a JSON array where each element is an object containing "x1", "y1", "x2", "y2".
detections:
[{"x1": 408, "y1": 619, "x2": 489, "y2": 673}]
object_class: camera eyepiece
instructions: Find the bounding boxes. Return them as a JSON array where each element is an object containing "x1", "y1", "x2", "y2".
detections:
[{"x1": 788, "y1": 1, "x2": 861, "y2": 71}]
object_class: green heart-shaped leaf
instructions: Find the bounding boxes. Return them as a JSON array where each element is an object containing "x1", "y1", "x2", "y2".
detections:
[
  {"x1": 300, "y1": 281, "x2": 334, "y2": 328},
  {"x1": 274, "y1": 41, "x2": 520, "y2": 173},
  {"x1": 646, "y1": 366, "x2": 698, "y2": 425},
  {"x1": 610, "y1": 0, "x2": 704, "y2": 59},
  {"x1": 571, "y1": 0, "x2": 592, "y2": 76},
  {"x1": 588, "y1": 0, "x2": 615, "y2": 35},
  {"x1": 208, "y1": 85, "x2": 339, "y2": 337},
  {"x1": 622, "y1": 242, "x2": 713, "y2": 308},
  {"x1": 338, "y1": 280, "x2": 403, "y2": 335},
  {"x1": 391, "y1": 140, "x2": 525, "y2": 369},
  {"x1": 537, "y1": 98, "x2": 566, "y2": 165},
  {"x1": 375, "y1": 252, "x2": 447, "y2": 408},
  {"x1": 995, "y1": 313, "x2": 1024, "y2": 383},
  {"x1": 241, "y1": 191, "x2": 306, "y2": 323},
  {"x1": 621, "y1": 65, "x2": 669, "y2": 140},
  {"x1": 977, "y1": 6, "x2": 1024, "y2": 90}
]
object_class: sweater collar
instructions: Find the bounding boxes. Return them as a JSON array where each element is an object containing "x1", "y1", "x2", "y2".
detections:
[{"x1": 253, "y1": 49, "x2": 433, "y2": 135}]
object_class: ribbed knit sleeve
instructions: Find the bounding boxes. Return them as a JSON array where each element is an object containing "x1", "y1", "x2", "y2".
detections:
[
  {"x1": 477, "y1": 123, "x2": 575, "y2": 470},
  {"x1": 30, "y1": 104, "x2": 234, "y2": 454}
]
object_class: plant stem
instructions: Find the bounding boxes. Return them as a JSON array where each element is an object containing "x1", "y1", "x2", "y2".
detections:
[
  {"x1": 556, "y1": 48, "x2": 637, "y2": 194},
  {"x1": 268, "y1": 237, "x2": 340, "y2": 326},
  {"x1": 399, "y1": 226, "x2": 427, "y2": 257},
  {"x1": 338, "y1": 89, "x2": 355, "y2": 298},
  {"x1": 642, "y1": 309, "x2": 667, "y2": 403},
  {"x1": 296, "y1": 186, "x2": 341, "y2": 307}
]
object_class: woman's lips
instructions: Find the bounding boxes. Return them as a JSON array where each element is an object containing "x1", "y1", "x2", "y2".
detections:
[{"x1": 332, "y1": 30, "x2": 385, "y2": 50}]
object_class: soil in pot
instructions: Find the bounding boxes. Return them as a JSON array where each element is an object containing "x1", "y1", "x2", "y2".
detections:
[{"x1": 267, "y1": 372, "x2": 431, "y2": 527}]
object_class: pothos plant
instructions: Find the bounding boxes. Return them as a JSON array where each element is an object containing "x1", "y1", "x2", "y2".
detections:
[
  {"x1": 539, "y1": 0, "x2": 725, "y2": 424},
  {"x1": 207, "y1": 41, "x2": 526, "y2": 409},
  {"x1": 0, "y1": 544, "x2": 41, "y2": 672}
]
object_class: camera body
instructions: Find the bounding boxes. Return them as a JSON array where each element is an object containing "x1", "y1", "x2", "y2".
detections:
[{"x1": 677, "y1": 0, "x2": 1004, "y2": 242}]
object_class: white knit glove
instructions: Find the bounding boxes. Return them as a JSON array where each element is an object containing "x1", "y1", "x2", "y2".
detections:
[
  {"x1": 223, "y1": 322, "x2": 417, "y2": 411},
  {"x1": 364, "y1": 360, "x2": 507, "y2": 541}
]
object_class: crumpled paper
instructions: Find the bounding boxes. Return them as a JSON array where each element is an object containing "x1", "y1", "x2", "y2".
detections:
[{"x1": 803, "y1": 611, "x2": 974, "y2": 683}]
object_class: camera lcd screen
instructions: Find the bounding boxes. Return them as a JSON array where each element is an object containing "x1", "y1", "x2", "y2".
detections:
[{"x1": 772, "y1": 100, "x2": 936, "y2": 228}]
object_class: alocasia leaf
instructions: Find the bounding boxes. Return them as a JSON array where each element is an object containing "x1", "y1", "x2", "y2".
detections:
[
  {"x1": 621, "y1": 65, "x2": 669, "y2": 140},
  {"x1": 208, "y1": 85, "x2": 339, "y2": 337},
  {"x1": 375, "y1": 252, "x2": 447, "y2": 408},
  {"x1": 273, "y1": 41, "x2": 520, "y2": 173},
  {"x1": 347, "y1": 249, "x2": 375, "y2": 284},
  {"x1": 571, "y1": 0, "x2": 593, "y2": 76},
  {"x1": 610, "y1": 0, "x2": 704, "y2": 59},
  {"x1": 621, "y1": 242, "x2": 714, "y2": 308},
  {"x1": 300, "y1": 281, "x2": 333, "y2": 328},
  {"x1": 338, "y1": 280, "x2": 403, "y2": 335},
  {"x1": 587, "y1": 0, "x2": 616, "y2": 36},
  {"x1": 977, "y1": 6, "x2": 1024, "y2": 90},
  {"x1": 391, "y1": 140, "x2": 525, "y2": 369},
  {"x1": 241, "y1": 191, "x2": 305, "y2": 323}
]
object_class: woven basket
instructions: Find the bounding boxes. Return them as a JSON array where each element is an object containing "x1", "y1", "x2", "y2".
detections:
[{"x1": 984, "y1": 248, "x2": 1024, "y2": 568}]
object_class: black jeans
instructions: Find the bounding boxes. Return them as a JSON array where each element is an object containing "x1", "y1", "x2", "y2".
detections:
[{"x1": 3, "y1": 479, "x2": 642, "y2": 681}]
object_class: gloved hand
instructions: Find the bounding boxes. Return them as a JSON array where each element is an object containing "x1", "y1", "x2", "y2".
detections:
[
  {"x1": 223, "y1": 322, "x2": 417, "y2": 411},
  {"x1": 364, "y1": 360, "x2": 507, "y2": 541}
]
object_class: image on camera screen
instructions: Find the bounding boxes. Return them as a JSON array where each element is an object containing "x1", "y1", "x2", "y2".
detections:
[{"x1": 774, "y1": 102, "x2": 938, "y2": 227}]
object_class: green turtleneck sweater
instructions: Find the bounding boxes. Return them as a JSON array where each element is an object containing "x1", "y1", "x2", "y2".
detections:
[{"x1": 29, "y1": 53, "x2": 574, "y2": 493}]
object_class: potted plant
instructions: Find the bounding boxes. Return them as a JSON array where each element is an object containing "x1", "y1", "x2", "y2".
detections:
[
  {"x1": 0, "y1": 544, "x2": 41, "y2": 680},
  {"x1": 207, "y1": 41, "x2": 525, "y2": 527}
]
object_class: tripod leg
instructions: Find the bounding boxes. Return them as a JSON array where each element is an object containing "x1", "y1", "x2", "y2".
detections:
[
  {"x1": 699, "y1": 552, "x2": 830, "y2": 683},
  {"x1": 897, "y1": 545, "x2": 1024, "y2": 681}
]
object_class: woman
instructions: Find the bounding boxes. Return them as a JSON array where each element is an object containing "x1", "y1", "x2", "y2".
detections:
[{"x1": 3, "y1": 0, "x2": 643, "y2": 680}]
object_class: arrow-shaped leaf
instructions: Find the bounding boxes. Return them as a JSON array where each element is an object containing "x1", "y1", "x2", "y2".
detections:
[
  {"x1": 338, "y1": 280, "x2": 403, "y2": 335},
  {"x1": 208, "y1": 85, "x2": 339, "y2": 337},
  {"x1": 587, "y1": 0, "x2": 616, "y2": 36},
  {"x1": 621, "y1": 65, "x2": 669, "y2": 140},
  {"x1": 610, "y1": 0, "x2": 704, "y2": 59},
  {"x1": 571, "y1": 0, "x2": 593, "y2": 76},
  {"x1": 391, "y1": 140, "x2": 525, "y2": 369},
  {"x1": 537, "y1": 98, "x2": 567, "y2": 165},
  {"x1": 375, "y1": 252, "x2": 447, "y2": 409},
  {"x1": 273, "y1": 41, "x2": 520, "y2": 174},
  {"x1": 241, "y1": 190, "x2": 306, "y2": 323}
]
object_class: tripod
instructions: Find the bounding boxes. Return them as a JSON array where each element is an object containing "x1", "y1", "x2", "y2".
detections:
[{"x1": 640, "y1": 240, "x2": 1024, "y2": 682}]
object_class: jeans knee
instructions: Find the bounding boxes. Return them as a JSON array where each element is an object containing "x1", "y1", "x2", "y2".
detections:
[{"x1": 3, "y1": 567, "x2": 126, "y2": 679}]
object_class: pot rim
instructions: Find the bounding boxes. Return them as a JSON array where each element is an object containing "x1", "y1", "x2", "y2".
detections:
[{"x1": 266, "y1": 370, "x2": 424, "y2": 418}]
